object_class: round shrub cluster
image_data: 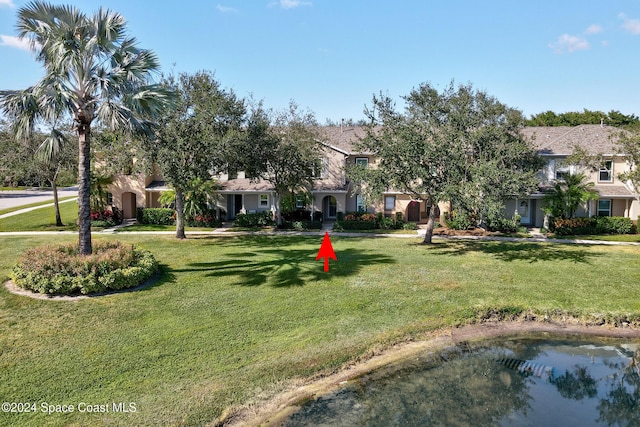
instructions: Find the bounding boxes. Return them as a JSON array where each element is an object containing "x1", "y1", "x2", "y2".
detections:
[{"x1": 12, "y1": 241, "x2": 158, "y2": 295}]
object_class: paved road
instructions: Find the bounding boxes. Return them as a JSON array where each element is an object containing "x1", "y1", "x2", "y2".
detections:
[{"x1": 0, "y1": 187, "x2": 78, "y2": 210}]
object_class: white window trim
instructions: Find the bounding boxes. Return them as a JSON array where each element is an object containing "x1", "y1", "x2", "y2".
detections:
[
  {"x1": 295, "y1": 195, "x2": 305, "y2": 209},
  {"x1": 259, "y1": 194, "x2": 269, "y2": 207},
  {"x1": 597, "y1": 199, "x2": 611, "y2": 216},
  {"x1": 598, "y1": 160, "x2": 613, "y2": 183}
]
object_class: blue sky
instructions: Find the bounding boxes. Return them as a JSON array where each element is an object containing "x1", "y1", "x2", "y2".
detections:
[{"x1": 1, "y1": 0, "x2": 640, "y2": 123}]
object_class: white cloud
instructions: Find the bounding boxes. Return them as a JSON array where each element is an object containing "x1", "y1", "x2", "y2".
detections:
[
  {"x1": 216, "y1": 4, "x2": 238, "y2": 13},
  {"x1": 0, "y1": 0, "x2": 15, "y2": 8},
  {"x1": 269, "y1": 0, "x2": 312, "y2": 9},
  {"x1": 584, "y1": 24, "x2": 603, "y2": 35},
  {"x1": 620, "y1": 14, "x2": 640, "y2": 35},
  {"x1": 0, "y1": 35, "x2": 33, "y2": 52},
  {"x1": 548, "y1": 34, "x2": 590, "y2": 54}
]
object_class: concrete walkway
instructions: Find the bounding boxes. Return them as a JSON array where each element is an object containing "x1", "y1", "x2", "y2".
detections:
[{"x1": 0, "y1": 187, "x2": 78, "y2": 219}]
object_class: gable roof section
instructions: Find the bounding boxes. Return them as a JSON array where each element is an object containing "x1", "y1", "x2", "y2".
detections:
[
  {"x1": 317, "y1": 126, "x2": 371, "y2": 155},
  {"x1": 521, "y1": 125, "x2": 622, "y2": 156}
]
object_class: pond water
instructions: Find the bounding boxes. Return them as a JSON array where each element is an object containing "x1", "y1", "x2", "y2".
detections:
[{"x1": 284, "y1": 336, "x2": 640, "y2": 426}]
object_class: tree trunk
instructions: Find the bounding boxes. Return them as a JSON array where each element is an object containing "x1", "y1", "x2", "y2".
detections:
[
  {"x1": 175, "y1": 187, "x2": 186, "y2": 239},
  {"x1": 274, "y1": 192, "x2": 282, "y2": 226},
  {"x1": 50, "y1": 178, "x2": 64, "y2": 226},
  {"x1": 423, "y1": 204, "x2": 436, "y2": 244},
  {"x1": 77, "y1": 124, "x2": 92, "y2": 255}
]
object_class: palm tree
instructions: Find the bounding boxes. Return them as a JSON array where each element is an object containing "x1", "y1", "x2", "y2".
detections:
[
  {"x1": 0, "y1": 2, "x2": 174, "y2": 254},
  {"x1": 543, "y1": 172, "x2": 598, "y2": 219},
  {"x1": 36, "y1": 128, "x2": 69, "y2": 226}
]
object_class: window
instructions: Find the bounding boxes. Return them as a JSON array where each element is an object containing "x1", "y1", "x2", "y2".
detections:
[
  {"x1": 355, "y1": 157, "x2": 369, "y2": 168},
  {"x1": 599, "y1": 160, "x2": 613, "y2": 182},
  {"x1": 384, "y1": 195, "x2": 395, "y2": 211},
  {"x1": 295, "y1": 195, "x2": 305, "y2": 209},
  {"x1": 106, "y1": 192, "x2": 113, "y2": 206},
  {"x1": 314, "y1": 158, "x2": 329, "y2": 179},
  {"x1": 260, "y1": 194, "x2": 269, "y2": 207},
  {"x1": 356, "y1": 194, "x2": 365, "y2": 212},
  {"x1": 597, "y1": 199, "x2": 611, "y2": 217},
  {"x1": 555, "y1": 163, "x2": 570, "y2": 181}
]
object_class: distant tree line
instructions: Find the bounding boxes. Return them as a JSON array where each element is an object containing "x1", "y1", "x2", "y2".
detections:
[{"x1": 525, "y1": 109, "x2": 639, "y2": 127}]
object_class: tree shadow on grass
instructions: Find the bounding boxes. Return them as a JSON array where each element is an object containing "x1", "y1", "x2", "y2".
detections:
[
  {"x1": 173, "y1": 237, "x2": 395, "y2": 287},
  {"x1": 423, "y1": 241, "x2": 602, "y2": 264}
]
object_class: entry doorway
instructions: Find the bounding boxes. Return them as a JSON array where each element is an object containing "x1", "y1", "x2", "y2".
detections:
[
  {"x1": 407, "y1": 201, "x2": 420, "y2": 222},
  {"x1": 323, "y1": 196, "x2": 337, "y2": 219},
  {"x1": 122, "y1": 192, "x2": 137, "y2": 219}
]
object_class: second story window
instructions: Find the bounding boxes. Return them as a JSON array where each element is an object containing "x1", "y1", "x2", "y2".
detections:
[
  {"x1": 599, "y1": 160, "x2": 613, "y2": 182},
  {"x1": 555, "y1": 164, "x2": 570, "y2": 181},
  {"x1": 314, "y1": 158, "x2": 329, "y2": 179}
]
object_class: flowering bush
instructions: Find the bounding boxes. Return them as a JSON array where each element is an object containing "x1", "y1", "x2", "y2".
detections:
[
  {"x1": 12, "y1": 241, "x2": 158, "y2": 295},
  {"x1": 90, "y1": 208, "x2": 122, "y2": 227},
  {"x1": 186, "y1": 210, "x2": 221, "y2": 228}
]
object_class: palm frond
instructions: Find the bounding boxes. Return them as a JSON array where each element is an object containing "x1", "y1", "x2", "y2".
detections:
[{"x1": 36, "y1": 128, "x2": 67, "y2": 162}]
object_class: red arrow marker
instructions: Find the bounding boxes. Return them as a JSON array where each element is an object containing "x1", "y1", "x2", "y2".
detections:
[{"x1": 315, "y1": 231, "x2": 337, "y2": 272}]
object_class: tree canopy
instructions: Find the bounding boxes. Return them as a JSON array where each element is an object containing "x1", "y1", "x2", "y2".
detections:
[
  {"x1": 241, "y1": 101, "x2": 322, "y2": 224},
  {"x1": 526, "y1": 109, "x2": 639, "y2": 127},
  {"x1": 151, "y1": 71, "x2": 246, "y2": 238},
  {"x1": 351, "y1": 82, "x2": 543, "y2": 243}
]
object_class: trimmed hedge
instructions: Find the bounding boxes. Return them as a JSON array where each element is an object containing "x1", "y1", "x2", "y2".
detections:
[
  {"x1": 279, "y1": 220, "x2": 323, "y2": 230},
  {"x1": 12, "y1": 241, "x2": 158, "y2": 295},
  {"x1": 334, "y1": 211, "x2": 417, "y2": 231},
  {"x1": 138, "y1": 208, "x2": 175, "y2": 225},
  {"x1": 553, "y1": 216, "x2": 636, "y2": 236},
  {"x1": 233, "y1": 212, "x2": 275, "y2": 227}
]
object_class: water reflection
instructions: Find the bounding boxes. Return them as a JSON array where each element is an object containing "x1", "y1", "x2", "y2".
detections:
[{"x1": 284, "y1": 337, "x2": 640, "y2": 427}]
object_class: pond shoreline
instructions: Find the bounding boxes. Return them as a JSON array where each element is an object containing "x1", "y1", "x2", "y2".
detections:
[{"x1": 225, "y1": 321, "x2": 640, "y2": 427}]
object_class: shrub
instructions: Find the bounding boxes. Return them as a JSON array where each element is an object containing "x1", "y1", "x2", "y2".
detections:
[
  {"x1": 444, "y1": 211, "x2": 472, "y2": 230},
  {"x1": 594, "y1": 216, "x2": 635, "y2": 234},
  {"x1": 234, "y1": 212, "x2": 275, "y2": 228},
  {"x1": 279, "y1": 220, "x2": 323, "y2": 230},
  {"x1": 487, "y1": 216, "x2": 520, "y2": 233},
  {"x1": 402, "y1": 222, "x2": 418, "y2": 230},
  {"x1": 140, "y1": 208, "x2": 175, "y2": 225},
  {"x1": 12, "y1": 241, "x2": 158, "y2": 295},
  {"x1": 552, "y1": 216, "x2": 635, "y2": 235},
  {"x1": 282, "y1": 209, "x2": 313, "y2": 221},
  {"x1": 186, "y1": 209, "x2": 221, "y2": 228},
  {"x1": 90, "y1": 208, "x2": 122, "y2": 227}
]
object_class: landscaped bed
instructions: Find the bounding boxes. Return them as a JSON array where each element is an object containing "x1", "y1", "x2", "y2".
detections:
[{"x1": 1, "y1": 234, "x2": 640, "y2": 426}]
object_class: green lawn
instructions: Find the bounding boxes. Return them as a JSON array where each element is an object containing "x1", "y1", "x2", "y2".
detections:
[
  {"x1": 1, "y1": 235, "x2": 640, "y2": 426},
  {"x1": 0, "y1": 197, "x2": 76, "y2": 216},
  {"x1": 0, "y1": 201, "x2": 79, "y2": 232}
]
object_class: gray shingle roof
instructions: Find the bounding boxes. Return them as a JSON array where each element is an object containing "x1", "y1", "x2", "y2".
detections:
[
  {"x1": 521, "y1": 125, "x2": 623, "y2": 156},
  {"x1": 318, "y1": 124, "x2": 625, "y2": 157}
]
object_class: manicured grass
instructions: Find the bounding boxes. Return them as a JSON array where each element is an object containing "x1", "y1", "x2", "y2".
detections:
[
  {"x1": 550, "y1": 234, "x2": 640, "y2": 243},
  {"x1": 0, "y1": 197, "x2": 76, "y2": 216},
  {"x1": 1, "y1": 235, "x2": 640, "y2": 426},
  {"x1": 0, "y1": 200, "x2": 79, "y2": 232}
]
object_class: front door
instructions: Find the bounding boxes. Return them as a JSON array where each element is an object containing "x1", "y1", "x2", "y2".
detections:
[
  {"x1": 407, "y1": 201, "x2": 420, "y2": 222},
  {"x1": 518, "y1": 199, "x2": 531, "y2": 224},
  {"x1": 324, "y1": 196, "x2": 337, "y2": 219}
]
